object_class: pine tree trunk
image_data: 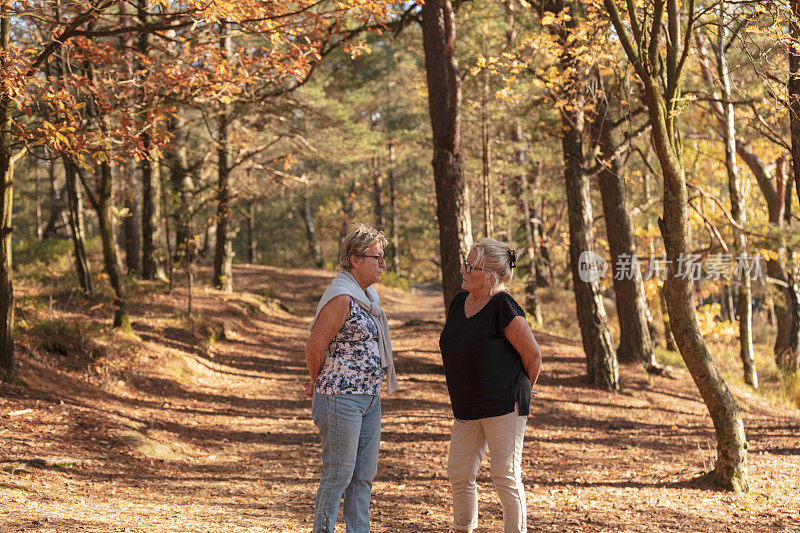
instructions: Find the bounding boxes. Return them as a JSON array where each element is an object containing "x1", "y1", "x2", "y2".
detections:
[
  {"x1": 481, "y1": 41, "x2": 493, "y2": 239},
  {"x1": 373, "y1": 155, "x2": 384, "y2": 231},
  {"x1": 590, "y1": 89, "x2": 655, "y2": 369},
  {"x1": 340, "y1": 173, "x2": 359, "y2": 243},
  {"x1": 534, "y1": 197, "x2": 551, "y2": 287},
  {"x1": 512, "y1": 124, "x2": 541, "y2": 325},
  {"x1": 548, "y1": 0, "x2": 618, "y2": 389},
  {"x1": 387, "y1": 143, "x2": 401, "y2": 275},
  {"x1": 299, "y1": 186, "x2": 324, "y2": 268},
  {"x1": 421, "y1": 0, "x2": 473, "y2": 309},
  {"x1": 562, "y1": 102, "x2": 619, "y2": 390},
  {"x1": 159, "y1": 160, "x2": 174, "y2": 290}
]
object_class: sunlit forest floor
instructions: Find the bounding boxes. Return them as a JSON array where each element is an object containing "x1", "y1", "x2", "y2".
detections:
[{"x1": 2, "y1": 263, "x2": 800, "y2": 532}]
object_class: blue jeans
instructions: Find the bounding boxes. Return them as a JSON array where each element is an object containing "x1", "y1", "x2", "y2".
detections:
[{"x1": 312, "y1": 392, "x2": 381, "y2": 533}]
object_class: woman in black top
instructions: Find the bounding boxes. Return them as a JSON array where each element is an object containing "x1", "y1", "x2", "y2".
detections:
[{"x1": 439, "y1": 238, "x2": 542, "y2": 533}]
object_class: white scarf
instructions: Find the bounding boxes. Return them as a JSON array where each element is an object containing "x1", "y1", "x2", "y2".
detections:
[{"x1": 308, "y1": 270, "x2": 398, "y2": 395}]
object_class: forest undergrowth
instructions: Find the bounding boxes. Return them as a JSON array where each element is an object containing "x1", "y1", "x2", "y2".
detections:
[{"x1": 1, "y1": 262, "x2": 799, "y2": 532}]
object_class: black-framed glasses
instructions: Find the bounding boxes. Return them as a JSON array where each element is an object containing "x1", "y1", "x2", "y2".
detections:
[
  {"x1": 362, "y1": 254, "x2": 386, "y2": 265},
  {"x1": 463, "y1": 260, "x2": 484, "y2": 273}
]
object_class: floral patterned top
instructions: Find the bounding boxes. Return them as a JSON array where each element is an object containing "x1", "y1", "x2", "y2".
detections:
[{"x1": 315, "y1": 299, "x2": 385, "y2": 395}]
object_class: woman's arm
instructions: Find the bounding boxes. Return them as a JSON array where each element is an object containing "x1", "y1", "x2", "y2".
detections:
[
  {"x1": 304, "y1": 295, "x2": 350, "y2": 396},
  {"x1": 504, "y1": 315, "x2": 542, "y2": 392}
]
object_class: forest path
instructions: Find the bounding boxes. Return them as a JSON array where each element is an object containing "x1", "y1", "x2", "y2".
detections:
[{"x1": 2, "y1": 264, "x2": 800, "y2": 532}]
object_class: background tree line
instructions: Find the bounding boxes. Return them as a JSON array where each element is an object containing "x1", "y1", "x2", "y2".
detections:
[{"x1": 4, "y1": 0, "x2": 800, "y2": 493}]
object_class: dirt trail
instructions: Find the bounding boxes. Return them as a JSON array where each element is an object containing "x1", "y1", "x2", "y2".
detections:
[{"x1": 2, "y1": 264, "x2": 800, "y2": 532}]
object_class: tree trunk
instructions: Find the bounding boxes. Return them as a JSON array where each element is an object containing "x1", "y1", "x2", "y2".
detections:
[
  {"x1": 779, "y1": 158, "x2": 800, "y2": 373},
  {"x1": 650, "y1": 83, "x2": 749, "y2": 490},
  {"x1": 0, "y1": 9, "x2": 16, "y2": 375},
  {"x1": 299, "y1": 189, "x2": 324, "y2": 267},
  {"x1": 340, "y1": 172, "x2": 359, "y2": 243},
  {"x1": 387, "y1": 142, "x2": 401, "y2": 275},
  {"x1": 421, "y1": 0, "x2": 473, "y2": 309},
  {"x1": 534, "y1": 197, "x2": 551, "y2": 287},
  {"x1": 783, "y1": 0, "x2": 800, "y2": 373},
  {"x1": 372, "y1": 155, "x2": 384, "y2": 231},
  {"x1": 590, "y1": 87, "x2": 655, "y2": 369},
  {"x1": 34, "y1": 161, "x2": 43, "y2": 240},
  {"x1": 166, "y1": 114, "x2": 194, "y2": 258},
  {"x1": 120, "y1": 160, "x2": 142, "y2": 277},
  {"x1": 96, "y1": 163, "x2": 131, "y2": 331},
  {"x1": 213, "y1": 157, "x2": 233, "y2": 292},
  {"x1": 243, "y1": 203, "x2": 257, "y2": 264},
  {"x1": 116, "y1": 0, "x2": 141, "y2": 278},
  {"x1": 738, "y1": 149, "x2": 800, "y2": 372},
  {"x1": 791, "y1": 0, "x2": 800, "y2": 207},
  {"x1": 512, "y1": 124, "x2": 542, "y2": 326},
  {"x1": 562, "y1": 103, "x2": 619, "y2": 389},
  {"x1": 138, "y1": 0, "x2": 164, "y2": 281},
  {"x1": 144, "y1": 152, "x2": 166, "y2": 280},
  {"x1": 481, "y1": 37, "x2": 493, "y2": 239},
  {"x1": 547, "y1": 0, "x2": 618, "y2": 389},
  {"x1": 42, "y1": 163, "x2": 68, "y2": 239},
  {"x1": 652, "y1": 110, "x2": 748, "y2": 490},
  {"x1": 213, "y1": 20, "x2": 234, "y2": 293},
  {"x1": 659, "y1": 282, "x2": 678, "y2": 351},
  {"x1": 159, "y1": 160, "x2": 174, "y2": 290},
  {"x1": 714, "y1": 7, "x2": 756, "y2": 386},
  {"x1": 722, "y1": 284, "x2": 736, "y2": 322},
  {"x1": 63, "y1": 158, "x2": 93, "y2": 293},
  {"x1": 604, "y1": 0, "x2": 748, "y2": 490}
]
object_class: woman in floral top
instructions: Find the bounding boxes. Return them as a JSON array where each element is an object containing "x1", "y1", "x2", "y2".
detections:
[{"x1": 304, "y1": 224, "x2": 397, "y2": 533}]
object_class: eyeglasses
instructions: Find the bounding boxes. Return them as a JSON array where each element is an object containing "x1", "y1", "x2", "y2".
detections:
[
  {"x1": 463, "y1": 260, "x2": 484, "y2": 274},
  {"x1": 362, "y1": 254, "x2": 386, "y2": 265}
]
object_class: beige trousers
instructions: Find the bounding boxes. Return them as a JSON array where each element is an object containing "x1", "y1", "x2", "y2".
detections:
[{"x1": 447, "y1": 405, "x2": 527, "y2": 532}]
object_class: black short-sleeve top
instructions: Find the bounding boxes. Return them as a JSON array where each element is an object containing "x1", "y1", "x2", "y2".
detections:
[{"x1": 439, "y1": 291, "x2": 531, "y2": 420}]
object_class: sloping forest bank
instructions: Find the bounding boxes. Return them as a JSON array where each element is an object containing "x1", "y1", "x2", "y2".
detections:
[{"x1": 1, "y1": 264, "x2": 799, "y2": 532}]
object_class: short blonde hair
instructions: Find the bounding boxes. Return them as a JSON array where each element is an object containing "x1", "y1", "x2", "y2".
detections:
[
  {"x1": 470, "y1": 237, "x2": 516, "y2": 289},
  {"x1": 339, "y1": 224, "x2": 389, "y2": 271}
]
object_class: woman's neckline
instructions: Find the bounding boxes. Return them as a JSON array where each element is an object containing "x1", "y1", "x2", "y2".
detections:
[{"x1": 463, "y1": 291, "x2": 500, "y2": 319}]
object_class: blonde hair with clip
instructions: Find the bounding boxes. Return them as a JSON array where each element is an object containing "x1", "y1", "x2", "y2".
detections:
[{"x1": 470, "y1": 237, "x2": 518, "y2": 290}]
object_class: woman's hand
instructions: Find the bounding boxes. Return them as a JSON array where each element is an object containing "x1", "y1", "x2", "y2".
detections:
[
  {"x1": 305, "y1": 295, "x2": 351, "y2": 391},
  {"x1": 504, "y1": 315, "x2": 543, "y2": 390},
  {"x1": 303, "y1": 380, "x2": 314, "y2": 397}
]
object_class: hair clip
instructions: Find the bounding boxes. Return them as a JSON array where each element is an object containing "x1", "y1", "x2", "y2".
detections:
[{"x1": 508, "y1": 249, "x2": 517, "y2": 269}]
